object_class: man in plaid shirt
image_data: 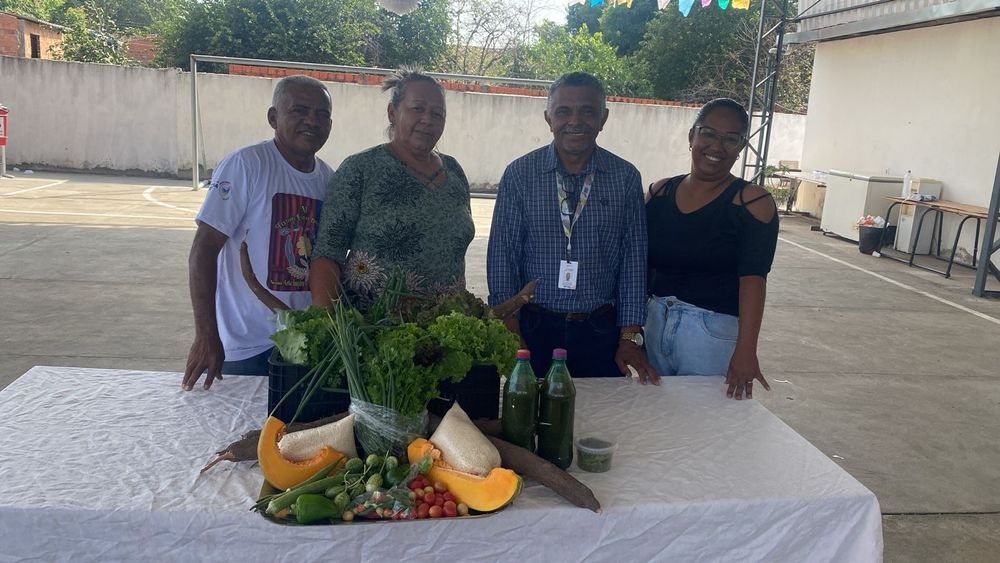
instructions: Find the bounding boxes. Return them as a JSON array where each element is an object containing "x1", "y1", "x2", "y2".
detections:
[{"x1": 487, "y1": 72, "x2": 659, "y2": 383}]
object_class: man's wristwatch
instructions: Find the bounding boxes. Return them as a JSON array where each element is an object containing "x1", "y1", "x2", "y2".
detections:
[{"x1": 621, "y1": 330, "x2": 644, "y2": 347}]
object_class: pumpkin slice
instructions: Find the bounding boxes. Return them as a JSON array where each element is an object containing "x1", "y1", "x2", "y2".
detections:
[
  {"x1": 408, "y1": 437, "x2": 522, "y2": 512},
  {"x1": 257, "y1": 416, "x2": 345, "y2": 490}
]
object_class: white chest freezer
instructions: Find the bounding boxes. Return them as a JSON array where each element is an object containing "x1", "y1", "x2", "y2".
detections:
[{"x1": 820, "y1": 170, "x2": 903, "y2": 242}]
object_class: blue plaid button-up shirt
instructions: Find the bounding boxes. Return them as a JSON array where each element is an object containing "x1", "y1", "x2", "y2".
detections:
[{"x1": 487, "y1": 143, "x2": 647, "y2": 326}]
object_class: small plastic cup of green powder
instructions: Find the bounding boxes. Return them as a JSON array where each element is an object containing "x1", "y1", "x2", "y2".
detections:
[{"x1": 575, "y1": 436, "x2": 617, "y2": 473}]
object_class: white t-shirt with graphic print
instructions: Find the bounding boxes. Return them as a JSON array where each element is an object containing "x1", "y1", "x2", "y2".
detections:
[{"x1": 195, "y1": 139, "x2": 333, "y2": 362}]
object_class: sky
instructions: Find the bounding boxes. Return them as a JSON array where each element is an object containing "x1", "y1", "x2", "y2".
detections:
[{"x1": 534, "y1": 0, "x2": 574, "y2": 25}]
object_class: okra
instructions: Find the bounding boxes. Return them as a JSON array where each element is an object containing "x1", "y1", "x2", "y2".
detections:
[{"x1": 265, "y1": 473, "x2": 347, "y2": 515}]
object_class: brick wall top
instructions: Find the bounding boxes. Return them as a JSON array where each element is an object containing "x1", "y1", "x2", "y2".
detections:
[{"x1": 227, "y1": 63, "x2": 700, "y2": 108}]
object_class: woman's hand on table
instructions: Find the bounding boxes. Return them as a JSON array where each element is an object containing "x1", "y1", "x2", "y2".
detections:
[
  {"x1": 183, "y1": 335, "x2": 224, "y2": 391},
  {"x1": 724, "y1": 347, "x2": 769, "y2": 400}
]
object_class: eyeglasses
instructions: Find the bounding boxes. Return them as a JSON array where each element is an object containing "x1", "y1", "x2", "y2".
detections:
[{"x1": 694, "y1": 125, "x2": 746, "y2": 149}]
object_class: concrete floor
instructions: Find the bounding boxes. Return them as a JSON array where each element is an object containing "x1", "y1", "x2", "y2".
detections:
[{"x1": 2, "y1": 172, "x2": 999, "y2": 561}]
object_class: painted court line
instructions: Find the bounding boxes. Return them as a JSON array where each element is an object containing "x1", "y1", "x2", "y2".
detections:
[
  {"x1": 143, "y1": 186, "x2": 199, "y2": 214},
  {"x1": 779, "y1": 236, "x2": 1000, "y2": 326},
  {"x1": 0, "y1": 208, "x2": 194, "y2": 221},
  {"x1": 2, "y1": 180, "x2": 69, "y2": 196}
]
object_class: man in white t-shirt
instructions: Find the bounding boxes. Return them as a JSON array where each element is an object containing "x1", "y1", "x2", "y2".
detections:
[{"x1": 182, "y1": 75, "x2": 334, "y2": 391}]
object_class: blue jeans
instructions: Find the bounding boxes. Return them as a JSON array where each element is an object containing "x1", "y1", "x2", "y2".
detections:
[
  {"x1": 645, "y1": 297, "x2": 738, "y2": 376},
  {"x1": 221, "y1": 348, "x2": 272, "y2": 376},
  {"x1": 519, "y1": 305, "x2": 620, "y2": 378}
]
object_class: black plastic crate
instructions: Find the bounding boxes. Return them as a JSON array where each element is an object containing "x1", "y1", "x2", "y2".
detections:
[
  {"x1": 429, "y1": 364, "x2": 501, "y2": 421},
  {"x1": 267, "y1": 350, "x2": 350, "y2": 423}
]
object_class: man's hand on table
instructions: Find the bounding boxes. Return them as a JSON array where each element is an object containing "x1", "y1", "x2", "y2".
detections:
[
  {"x1": 724, "y1": 347, "x2": 769, "y2": 400},
  {"x1": 183, "y1": 334, "x2": 224, "y2": 391},
  {"x1": 615, "y1": 333, "x2": 660, "y2": 385}
]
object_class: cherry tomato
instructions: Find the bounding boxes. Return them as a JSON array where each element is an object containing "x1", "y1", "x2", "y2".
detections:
[
  {"x1": 442, "y1": 492, "x2": 456, "y2": 502},
  {"x1": 443, "y1": 501, "x2": 458, "y2": 517},
  {"x1": 428, "y1": 505, "x2": 443, "y2": 518},
  {"x1": 434, "y1": 495, "x2": 445, "y2": 507},
  {"x1": 417, "y1": 503, "x2": 431, "y2": 519},
  {"x1": 423, "y1": 492, "x2": 436, "y2": 505}
]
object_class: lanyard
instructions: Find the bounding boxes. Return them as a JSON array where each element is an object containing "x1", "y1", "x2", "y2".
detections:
[{"x1": 556, "y1": 171, "x2": 593, "y2": 261}]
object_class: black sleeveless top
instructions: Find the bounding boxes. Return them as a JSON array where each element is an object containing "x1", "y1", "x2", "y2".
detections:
[{"x1": 646, "y1": 175, "x2": 778, "y2": 317}]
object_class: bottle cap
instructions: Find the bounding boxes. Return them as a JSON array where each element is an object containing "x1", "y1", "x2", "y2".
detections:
[
  {"x1": 552, "y1": 348, "x2": 567, "y2": 360},
  {"x1": 516, "y1": 349, "x2": 531, "y2": 360}
]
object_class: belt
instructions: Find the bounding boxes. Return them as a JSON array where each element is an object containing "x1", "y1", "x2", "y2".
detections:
[{"x1": 522, "y1": 303, "x2": 614, "y2": 321}]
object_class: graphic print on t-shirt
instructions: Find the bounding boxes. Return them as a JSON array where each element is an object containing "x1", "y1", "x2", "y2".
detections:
[{"x1": 268, "y1": 193, "x2": 323, "y2": 291}]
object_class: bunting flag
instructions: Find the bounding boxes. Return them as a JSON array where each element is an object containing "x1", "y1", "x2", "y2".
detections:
[{"x1": 571, "y1": 0, "x2": 747, "y2": 15}]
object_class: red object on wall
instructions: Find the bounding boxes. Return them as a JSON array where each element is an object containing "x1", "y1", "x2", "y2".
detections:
[{"x1": 0, "y1": 106, "x2": 8, "y2": 147}]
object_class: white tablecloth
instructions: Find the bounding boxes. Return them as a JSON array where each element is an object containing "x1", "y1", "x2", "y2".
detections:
[{"x1": 0, "y1": 367, "x2": 882, "y2": 562}]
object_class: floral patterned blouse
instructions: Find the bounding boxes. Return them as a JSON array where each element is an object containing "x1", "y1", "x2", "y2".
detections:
[{"x1": 313, "y1": 144, "x2": 475, "y2": 297}]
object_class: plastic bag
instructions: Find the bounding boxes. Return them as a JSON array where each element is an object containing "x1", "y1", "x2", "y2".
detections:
[{"x1": 349, "y1": 399, "x2": 428, "y2": 459}]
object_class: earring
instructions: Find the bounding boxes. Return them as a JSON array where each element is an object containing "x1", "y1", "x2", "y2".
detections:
[{"x1": 688, "y1": 145, "x2": 692, "y2": 151}]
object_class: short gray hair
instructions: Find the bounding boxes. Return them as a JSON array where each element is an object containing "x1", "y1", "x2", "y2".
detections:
[
  {"x1": 547, "y1": 72, "x2": 606, "y2": 112},
  {"x1": 272, "y1": 75, "x2": 329, "y2": 107}
]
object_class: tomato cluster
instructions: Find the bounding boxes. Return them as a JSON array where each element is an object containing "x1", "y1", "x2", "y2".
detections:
[{"x1": 408, "y1": 475, "x2": 469, "y2": 519}]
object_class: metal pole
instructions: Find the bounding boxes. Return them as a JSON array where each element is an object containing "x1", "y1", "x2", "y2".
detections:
[
  {"x1": 191, "y1": 55, "x2": 200, "y2": 191},
  {"x1": 1, "y1": 146, "x2": 6, "y2": 178},
  {"x1": 972, "y1": 151, "x2": 1000, "y2": 298}
]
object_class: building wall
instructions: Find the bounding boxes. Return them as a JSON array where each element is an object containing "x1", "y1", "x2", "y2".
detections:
[
  {"x1": 800, "y1": 16, "x2": 1000, "y2": 261},
  {"x1": 0, "y1": 14, "x2": 62, "y2": 59},
  {"x1": 25, "y1": 19, "x2": 61, "y2": 59},
  {"x1": 0, "y1": 55, "x2": 806, "y2": 187},
  {"x1": 0, "y1": 13, "x2": 20, "y2": 56}
]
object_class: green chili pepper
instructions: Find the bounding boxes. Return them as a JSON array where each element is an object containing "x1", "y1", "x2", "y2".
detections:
[{"x1": 294, "y1": 494, "x2": 341, "y2": 525}]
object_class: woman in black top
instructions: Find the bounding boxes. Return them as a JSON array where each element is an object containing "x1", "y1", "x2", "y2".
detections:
[{"x1": 643, "y1": 99, "x2": 778, "y2": 400}]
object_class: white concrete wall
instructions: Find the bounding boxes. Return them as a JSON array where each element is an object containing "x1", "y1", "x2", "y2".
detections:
[
  {"x1": 1, "y1": 55, "x2": 806, "y2": 186},
  {"x1": 801, "y1": 17, "x2": 1000, "y2": 262}
]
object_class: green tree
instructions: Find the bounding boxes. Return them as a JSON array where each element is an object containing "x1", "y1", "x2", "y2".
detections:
[
  {"x1": 565, "y1": 2, "x2": 602, "y2": 34},
  {"x1": 49, "y1": 2, "x2": 133, "y2": 64},
  {"x1": 156, "y1": 0, "x2": 380, "y2": 70},
  {"x1": 443, "y1": 0, "x2": 544, "y2": 76},
  {"x1": 598, "y1": 0, "x2": 658, "y2": 56},
  {"x1": 637, "y1": 3, "x2": 811, "y2": 112},
  {"x1": 365, "y1": 0, "x2": 450, "y2": 69},
  {"x1": 519, "y1": 22, "x2": 650, "y2": 97},
  {"x1": 0, "y1": 0, "x2": 60, "y2": 20}
]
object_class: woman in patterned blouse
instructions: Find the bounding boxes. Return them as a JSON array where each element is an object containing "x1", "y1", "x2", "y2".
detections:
[{"x1": 310, "y1": 68, "x2": 475, "y2": 305}]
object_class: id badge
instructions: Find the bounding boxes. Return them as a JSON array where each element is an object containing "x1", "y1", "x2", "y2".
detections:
[{"x1": 558, "y1": 260, "x2": 579, "y2": 290}]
